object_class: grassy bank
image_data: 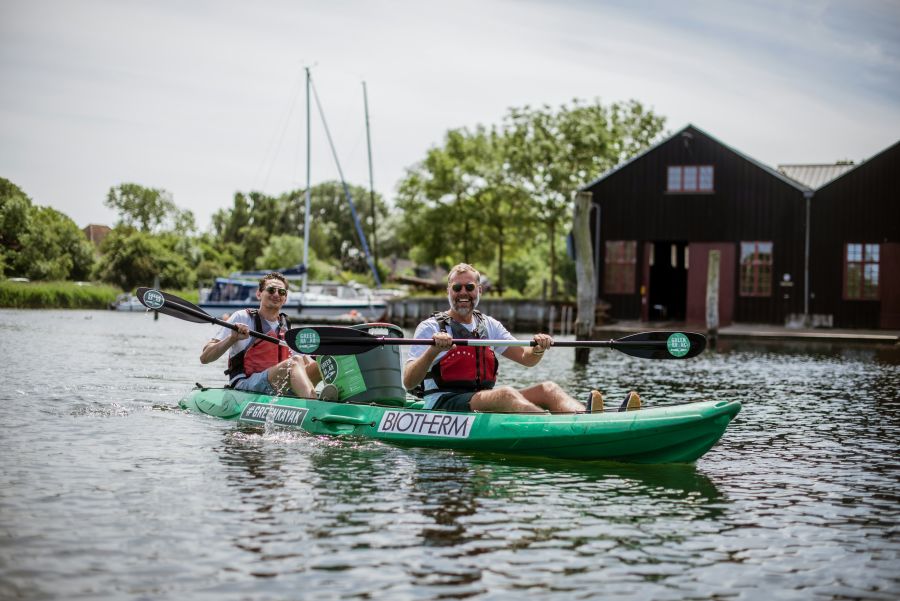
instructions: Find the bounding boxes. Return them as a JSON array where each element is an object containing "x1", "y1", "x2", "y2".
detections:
[{"x1": 0, "y1": 281, "x2": 200, "y2": 309}]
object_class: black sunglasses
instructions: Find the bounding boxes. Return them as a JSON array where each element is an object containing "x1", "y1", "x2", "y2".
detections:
[
  {"x1": 264, "y1": 286, "x2": 288, "y2": 297},
  {"x1": 451, "y1": 283, "x2": 477, "y2": 292}
]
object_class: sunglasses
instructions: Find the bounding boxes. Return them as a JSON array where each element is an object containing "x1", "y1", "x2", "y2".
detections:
[
  {"x1": 451, "y1": 283, "x2": 477, "y2": 293},
  {"x1": 264, "y1": 286, "x2": 288, "y2": 297}
]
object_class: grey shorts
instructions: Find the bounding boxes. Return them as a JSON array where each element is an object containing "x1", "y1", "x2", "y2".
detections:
[{"x1": 232, "y1": 370, "x2": 277, "y2": 395}]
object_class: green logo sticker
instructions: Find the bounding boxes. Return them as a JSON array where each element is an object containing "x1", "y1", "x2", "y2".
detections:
[
  {"x1": 319, "y1": 356, "x2": 339, "y2": 383},
  {"x1": 666, "y1": 333, "x2": 691, "y2": 357},
  {"x1": 295, "y1": 328, "x2": 321, "y2": 354},
  {"x1": 142, "y1": 289, "x2": 165, "y2": 310}
]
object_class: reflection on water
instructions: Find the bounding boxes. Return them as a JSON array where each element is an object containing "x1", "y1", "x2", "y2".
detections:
[{"x1": 1, "y1": 310, "x2": 899, "y2": 599}]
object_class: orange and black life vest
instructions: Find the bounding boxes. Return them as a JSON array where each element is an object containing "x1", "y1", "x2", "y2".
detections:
[
  {"x1": 425, "y1": 310, "x2": 498, "y2": 394},
  {"x1": 226, "y1": 309, "x2": 291, "y2": 385}
]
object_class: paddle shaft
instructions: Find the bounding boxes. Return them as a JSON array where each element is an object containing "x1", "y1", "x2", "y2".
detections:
[
  {"x1": 312, "y1": 337, "x2": 672, "y2": 350},
  {"x1": 162, "y1": 298, "x2": 285, "y2": 346}
]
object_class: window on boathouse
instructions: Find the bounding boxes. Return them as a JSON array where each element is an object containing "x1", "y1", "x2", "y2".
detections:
[
  {"x1": 667, "y1": 165, "x2": 714, "y2": 192},
  {"x1": 845, "y1": 243, "x2": 880, "y2": 300},
  {"x1": 739, "y1": 242, "x2": 773, "y2": 297},
  {"x1": 604, "y1": 241, "x2": 637, "y2": 294}
]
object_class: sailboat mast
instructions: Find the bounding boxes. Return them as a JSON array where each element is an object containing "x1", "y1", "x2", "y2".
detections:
[
  {"x1": 302, "y1": 67, "x2": 312, "y2": 293},
  {"x1": 363, "y1": 81, "x2": 377, "y2": 270}
]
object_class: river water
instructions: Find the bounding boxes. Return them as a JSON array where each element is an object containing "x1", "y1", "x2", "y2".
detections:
[{"x1": 1, "y1": 309, "x2": 898, "y2": 600}]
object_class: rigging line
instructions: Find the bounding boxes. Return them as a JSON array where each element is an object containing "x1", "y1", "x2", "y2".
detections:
[
  {"x1": 253, "y1": 70, "x2": 305, "y2": 193},
  {"x1": 310, "y1": 77, "x2": 382, "y2": 287}
]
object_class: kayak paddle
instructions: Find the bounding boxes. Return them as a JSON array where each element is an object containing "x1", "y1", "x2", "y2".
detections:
[
  {"x1": 135, "y1": 287, "x2": 288, "y2": 347},
  {"x1": 286, "y1": 325, "x2": 706, "y2": 360}
]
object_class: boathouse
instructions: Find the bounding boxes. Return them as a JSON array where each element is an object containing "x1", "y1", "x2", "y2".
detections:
[{"x1": 580, "y1": 125, "x2": 900, "y2": 329}]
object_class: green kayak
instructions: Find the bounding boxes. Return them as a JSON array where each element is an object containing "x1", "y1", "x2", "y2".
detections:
[{"x1": 178, "y1": 387, "x2": 741, "y2": 463}]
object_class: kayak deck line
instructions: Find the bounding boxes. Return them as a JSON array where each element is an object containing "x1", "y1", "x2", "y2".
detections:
[{"x1": 179, "y1": 386, "x2": 741, "y2": 464}]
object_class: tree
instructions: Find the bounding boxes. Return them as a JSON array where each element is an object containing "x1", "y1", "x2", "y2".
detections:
[
  {"x1": 256, "y1": 234, "x2": 304, "y2": 271},
  {"x1": 503, "y1": 99, "x2": 666, "y2": 296},
  {"x1": 105, "y1": 183, "x2": 195, "y2": 234},
  {"x1": 0, "y1": 180, "x2": 32, "y2": 274},
  {"x1": 14, "y1": 206, "x2": 95, "y2": 280},
  {"x1": 1, "y1": 178, "x2": 94, "y2": 280},
  {"x1": 94, "y1": 228, "x2": 193, "y2": 291},
  {"x1": 209, "y1": 182, "x2": 391, "y2": 276},
  {"x1": 396, "y1": 128, "x2": 500, "y2": 269}
]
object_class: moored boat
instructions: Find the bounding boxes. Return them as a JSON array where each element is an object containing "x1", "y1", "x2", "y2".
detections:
[
  {"x1": 178, "y1": 386, "x2": 741, "y2": 463},
  {"x1": 198, "y1": 276, "x2": 387, "y2": 322},
  {"x1": 109, "y1": 293, "x2": 145, "y2": 311}
]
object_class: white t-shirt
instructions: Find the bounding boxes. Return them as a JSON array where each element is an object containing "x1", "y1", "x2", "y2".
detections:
[
  {"x1": 406, "y1": 314, "x2": 516, "y2": 408},
  {"x1": 213, "y1": 309, "x2": 294, "y2": 358}
]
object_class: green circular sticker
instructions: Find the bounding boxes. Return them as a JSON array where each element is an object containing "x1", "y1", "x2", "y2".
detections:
[
  {"x1": 319, "y1": 356, "x2": 339, "y2": 383},
  {"x1": 666, "y1": 333, "x2": 691, "y2": 357},
  {"x1": 142, "y1": 289, "x2": 165, "y2": 310},
  {"x1": 295, "y1": 328, "x2": 321, "y2": 354}
]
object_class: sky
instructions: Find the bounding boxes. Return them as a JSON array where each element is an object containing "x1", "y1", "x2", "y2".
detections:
[{"x1": 2, "y1": 0, "x2": 899, "y2": 230}]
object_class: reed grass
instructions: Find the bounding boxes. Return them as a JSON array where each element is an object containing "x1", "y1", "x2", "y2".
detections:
[{"x1": 0, "y1": 280, "x2": 122, "y2": 309}]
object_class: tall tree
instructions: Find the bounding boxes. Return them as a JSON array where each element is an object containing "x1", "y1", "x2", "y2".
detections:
[
  {"x1": 395, "y1": 128, "x2": 500, "y2": 268},
  {"x1": 503, "y1": 99, "x2": 665, "y2": 296},
  {"x1": 105, "y1": 183, "x2": 195, "y2": 234}
]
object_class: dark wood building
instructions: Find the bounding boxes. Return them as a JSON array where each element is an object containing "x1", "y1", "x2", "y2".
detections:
[
  {"x1": 808, "y1": 141, "x2": 900, "y2": 329},
  {"x1": 580, "y1": 125, "x2": 900, "y2": 329}
]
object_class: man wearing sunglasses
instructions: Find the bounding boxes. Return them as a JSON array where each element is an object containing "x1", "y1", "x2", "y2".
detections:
[
  {"x1": 200, "y1": 272, "x2": 319, "y2": 397},
  {"x1": 403, "y1": 263, "x2": 589, "y2": 413}
]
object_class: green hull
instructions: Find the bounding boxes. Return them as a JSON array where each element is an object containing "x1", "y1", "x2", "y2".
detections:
[{"x1": 179, "y1": 387, "x2": 741, "y2": 463}]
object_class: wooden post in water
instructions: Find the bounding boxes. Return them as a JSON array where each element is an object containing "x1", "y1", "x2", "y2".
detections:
[
  {"x1": 573, "y1": 191, "x2": 596, "y2": 365},
  {"x1": 706, "y1": 250, "x2": 720, "y2": 348},
  {"x1": 152, "y1": 274, "x2": 160, "y2": 321}
]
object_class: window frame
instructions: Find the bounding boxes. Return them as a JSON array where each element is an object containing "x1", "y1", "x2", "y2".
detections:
[
  {"x1": 739, "y1": 241, "x2": 773, "y2": 298},
  {"x1": 666, "y1": 165, "x2": 715, "y2": 193},
  {"x1": 844, "y1": 243, "x2": 880, "y2": 300}
]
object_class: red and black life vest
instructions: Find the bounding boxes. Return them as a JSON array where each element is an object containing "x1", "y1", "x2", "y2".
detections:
[
  {"x1": 226, "y1": 309, "x2": 291, "y2": 385},
  {"x1": 426, "y1": 310, "x2": 498, "y2": 394}
]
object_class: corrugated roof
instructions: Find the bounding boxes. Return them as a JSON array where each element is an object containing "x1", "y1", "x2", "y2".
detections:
[{"x1": 777, "y1": 163, "x2": 856, "y2": 189}]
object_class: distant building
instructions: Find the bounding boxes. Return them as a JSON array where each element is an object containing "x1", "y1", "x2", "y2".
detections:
[
  {"x1": 82, "y1": 224, "x2": 111, "y2": 247},
  {"x1": 579, "y1": 125, "x2": 899, "y2": 329}
]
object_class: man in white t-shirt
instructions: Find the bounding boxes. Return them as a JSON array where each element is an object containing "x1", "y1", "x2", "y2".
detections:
[
  {"x1": 403, "y1": 263, "x2": 592, "y2": 413},
  {"x1": 200, "y1": 272, "x2": 319, "y2": 397}
]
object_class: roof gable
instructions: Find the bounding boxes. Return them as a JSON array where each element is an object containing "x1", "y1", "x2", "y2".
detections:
[{"x1": 581, "y1": 124, "x2": 812, "y2": 193}]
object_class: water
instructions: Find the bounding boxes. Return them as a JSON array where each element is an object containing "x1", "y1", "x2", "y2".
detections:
[{"x1": 2, "y1": 309, "x2": 899, "y2": 600}]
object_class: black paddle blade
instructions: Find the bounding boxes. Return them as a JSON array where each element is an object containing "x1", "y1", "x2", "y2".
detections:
[
  {"x1": 285, "y1": 326, "x2": 380, "y2": 355},
  {"x1": 136, "y1": 287, "x2": 210, "y2": 324},
  {"x1": 611, "y1": 331, "x2": 706, "y2": 359}
]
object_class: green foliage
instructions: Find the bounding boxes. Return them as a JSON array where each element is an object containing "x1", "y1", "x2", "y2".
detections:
[
  {"x1": 210, "y1": 182, "x2": 391, "y2": 276},
  {"x1": 94, "y1": 228, "x2": 194, "y2": 291},
  {"x1": 14, "y1": 206, "x2": 96, "y2": 281},
  {"x1": 255, "y1": 234, "x2": 303, "y2": 271},
  {"x1": 1, "y1": 178, "x2": 95, "y2": 280},
  {"x1": 396, "y1": 99, "x2": 665, "y2": 298},
  {"x1": 105, "y1": 182, "x2": 196, "y2": 234},
  {"x1": 0, "y1": 188, "x2": 32, "y2": 271}
]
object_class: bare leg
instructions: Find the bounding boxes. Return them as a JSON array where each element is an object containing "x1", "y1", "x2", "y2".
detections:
[
  {"x1": 267, "y1": 356, "x2": 317, "y2": 398},
  {"x1": 519, "y1": 381, "x2": 585, "y2": 413},
  {"x1": 302, "y1": 355, "x2": 322, "y2": 386},
  {"x1": 470, "y1": 386, "x2": 545, "y2": 413}
]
